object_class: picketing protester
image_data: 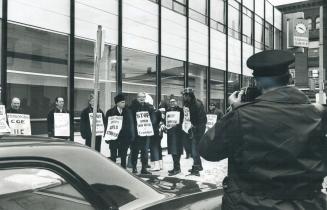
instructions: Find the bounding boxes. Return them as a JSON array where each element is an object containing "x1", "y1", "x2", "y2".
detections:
[
  {"x1": 129, "y1": 92, "x2": 155, "y2": 174},
  {"x1": 206, "y1": 103, "x2": 224, "y2": 132},
  {"x1": 47, "y1": 97, "x2": 70, "y2": 139},
  {"x1": 181, "y1": 88, "x2": 207, "y2": 176},
  {"x1": 166, "y1": 98, "x2": 184, "y2": 176},
  {"x1": 149, "y1": 107, "x2": 165, "y2": 171},
  {"x1": 104, "y1": 93, "x2": 134, "y2": 169},
  {"x1": 80, "y1": 93, "x2": 105, "y2": 152},
  {"x1": 6, "y1": 97, "x2": 32, "y2": 136}
]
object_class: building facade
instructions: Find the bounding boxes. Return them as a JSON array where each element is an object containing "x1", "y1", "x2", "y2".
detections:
[
  {"x1": 0, "y1": 0, "x2": 282, "y2": 138},
  {"x1": 278, "y1": 0, "x2": 327, "y2": 99}
]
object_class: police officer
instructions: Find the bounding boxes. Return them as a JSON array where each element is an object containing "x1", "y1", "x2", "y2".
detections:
[
  {"x1": 47, "y1": 97, "x2": 69, "y2": 139},
  {"x1": 182, "y1": 88, "x2": 207, "y2": 176},
  {"x1": 199, "y1": 50, "x2": 327, "y2": 209},
  {"x1": 105, "y1": 93, "x2": 134, "y2": 169},
  {"x1": 80, "y1": 94, "x2": 105, "y2": 152}
]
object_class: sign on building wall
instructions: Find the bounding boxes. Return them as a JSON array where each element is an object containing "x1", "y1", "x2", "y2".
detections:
[{"x1": 288, "y1": 19, "x2": 309, "y2": 48}]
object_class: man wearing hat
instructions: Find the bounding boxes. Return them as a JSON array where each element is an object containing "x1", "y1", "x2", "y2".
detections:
[
  {"x1": 182, "y1": 87, "x2": 207, "y2": 176},
  {"x1": 199, "y1": 50, "x2": 327, "y2": 209},
  {"x1": 104, "y1": 93, "x2": 134, "y2": 169}
]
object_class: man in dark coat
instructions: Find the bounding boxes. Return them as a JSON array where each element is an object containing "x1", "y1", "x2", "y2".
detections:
[
  {"x1": 6, "y1": 97, "x2": 23, "y2": 114},
  {"x1": 208, "y1": 103, "x2": 224, "y2": 119},
  {"x1": 129, "y1": 92, "x2": 155, "y2": 175},
  {"x1": 47, "y1": 97, "x2": 69, "y2": 139},
  {"x1": 182, "y1": 88, "x2": 207, "y2": 176},
  {"x1": 166, "y1": 98, "x2": 184, "y2": 176},
  {"x1": 199, "y1": 50, "x2": 327, "y2": 210},
  {"x1": 104, "y1": 93, "x2": 134, "y2": 169},
  {"x1": 80, "y1": 94, "x2": 105, "y2": 152}
]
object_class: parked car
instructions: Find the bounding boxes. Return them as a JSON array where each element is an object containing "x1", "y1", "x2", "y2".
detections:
[{"x1": 0, "y1": 135, "x2": 222, "y2": 210}]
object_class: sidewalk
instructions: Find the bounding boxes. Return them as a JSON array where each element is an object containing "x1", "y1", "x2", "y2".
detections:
[{"x1": 127, "y1": 149, "x2": 228, "y2": 187}]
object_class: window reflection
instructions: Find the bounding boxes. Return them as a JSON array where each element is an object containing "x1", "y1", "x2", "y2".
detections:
[
  {"x1": 161, "y1": 57, "x2": 184, "y2": 107},
  {"x1": 122, "y1": 48, "x2": 157, "y2": 106},
  {"x1": 227, "y1": 72, "x2": 240, "y2": 100},
  {"x1": 210, "y1": 0, "x2": 225, "y2": 33},
  {"x1": 189, "y1": 63, "x2": 207, "y2": 108},
  {"x1": 7, "y1": 23, "x2": 68, "y2": 134},
  {"x1": 243, "y1": 7, "x2": 253, "y2": 45},
  {"x1": 228, "y1": 0, "x2": 241, "y2": 40},
  {"x1": 255, "y1": 15, "x2": 264, "y2": 50},
  {"x1": 265, "y1": 22, "x2": 274, "y2": 50},
  {"x1": 74, "y1": 39, "x2": 116, "y2": 118},
  {"x1": 210, "y1": 68, "x2": 225, "y2": 112}
]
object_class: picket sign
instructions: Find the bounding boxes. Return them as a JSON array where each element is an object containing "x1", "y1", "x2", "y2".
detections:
[
  {"x1": 89, "y1": 113, "x2": 104, "y2": 136},
  {"x1": 7, "y1": 113, "x2": 31, "y2": 136},
  {"x1": 104, "y1": 116, "x2": 123, "y2": 140},
  {"x1": 54, "y1": 113, "x2": 70, "y2": 137},
  {"x1": 136, "y1": 111, "x2": 154, "y2": 137},
  {"x1": 166, "y1": 111, "x2": 180, "y2": 129}
]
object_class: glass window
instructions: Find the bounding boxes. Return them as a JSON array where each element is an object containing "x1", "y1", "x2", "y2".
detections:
[
  {"x1": 255, "y1": 15, "x2": 264, "y2": 50},
  {"x1": 265, "y1": 22, "x2": 274, "y2": 50},
  {"x1": 316, "y1": 17, "x2": 320, "y2": 29},
  {"x1": 243, "y1": 7, "x2": 253, "y2": 45},
  {"x1": 308, "y1": 48, "x2": 319, "y2": 57},
  {"x1": 255, "y1": 0, "x2": 264, "y2": 18},
  {"x1": 210, "y1": 68, "x2": 225, "y2": 112},
  {"x1": 227, "y1": 72, "x2": 240, "y2": 100},
  {"x1": 228, "y1": 1, "x2": 241, "y2": 40},
  {"x1": 122, "y1": 48, "x2": 157, "y2": 106},
  {"x1": 162, "y1": 0, "x2": 187, "y2": 15},
  {"x1": 211, "y1": 0, "x2": 225, "y2": 24},
  {"x1": 189, "y1": 0, "x2": 207, "y2": 15},
  {"x1": 243, "y1": 0, "x2": 253, "y2": 11},
  {"x1": 74, "y1": 39, "x2": 116, "y2": 117},
  {"x1": 242, "y1": 75, "x2": 253, "y2": 88},
  {"x1": 7, "y1": 23, "x2": 68, "y2": 135},
  {"x1": 274, "y1": 28, "x2": 282, "y2": 49},
  {"x1": 265, "y1": 2, "x2": 273, "y2": 24},
  {"x1": 189, "y1": 0, "x2": 207, "y2": 24},
  {"x1": 189, "y1": 63, "x2": 207, "y2": 109},
  {"x1": 0, "y1": 168, "x2": 94, "y2": 210},
  {"x1": 161, "y1": 57, "x2": 184, "y2": 107}
]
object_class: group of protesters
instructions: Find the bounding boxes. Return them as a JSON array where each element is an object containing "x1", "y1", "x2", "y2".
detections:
[{"x1": 5, "y1": 88, "x2": 224, "y2": 176}]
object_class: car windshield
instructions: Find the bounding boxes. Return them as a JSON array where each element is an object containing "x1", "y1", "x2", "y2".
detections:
[{"x1": 0, "y1": 168, "x2": 64, "y2": 195}]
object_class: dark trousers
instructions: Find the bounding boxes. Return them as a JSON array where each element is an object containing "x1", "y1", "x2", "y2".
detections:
[
  {"x1": 131, "y1": 137, "x2": 148, "y2": 170},
  {"x1": 172, "y1": 154, "x2": 181, "y2": 170},
  {"x1": 109, "y1": 141, "x2": 129, "y2": 168},
  {"x1": 150, "y1": 135, "x2": 162, "y2": 161},
  {"x1": 85, "y1": 136, "x2": 102, "y2": 152},
  {"x1": 191, "y1": 137, "x2": 202, "y2": 169},
  {"x1": 182, "y1": 133, "x2": 192, "y2": 156}
]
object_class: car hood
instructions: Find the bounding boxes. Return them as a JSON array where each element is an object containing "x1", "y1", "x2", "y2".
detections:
[{"x1": 138, "y1": 174, "x2": 219, "y2": 196}]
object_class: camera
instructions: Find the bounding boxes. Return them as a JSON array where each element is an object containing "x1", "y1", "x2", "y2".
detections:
[
  {"x1": 240, "y1": 78, "x2": 261, "y2": 102},
  {"x1": 240, "y1": 86, "x2": 261, "y2": 102}
]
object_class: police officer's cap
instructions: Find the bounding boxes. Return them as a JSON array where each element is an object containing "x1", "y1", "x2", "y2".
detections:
[
  {"x1": 247, "y1": 50, "x2": 295, "y2": 77},
  {"x1": 181, "y1": 87, "x2": 194, "y2": 95}
]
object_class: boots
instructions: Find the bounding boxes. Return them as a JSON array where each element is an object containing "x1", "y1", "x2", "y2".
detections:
[{"x1": 150, "y1": 161, "x2": 160, "y2": 171}]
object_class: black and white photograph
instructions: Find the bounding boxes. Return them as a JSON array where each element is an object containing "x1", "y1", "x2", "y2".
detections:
[{"x1": 0, "y1": 0, "x2": 326, "y2": 209}]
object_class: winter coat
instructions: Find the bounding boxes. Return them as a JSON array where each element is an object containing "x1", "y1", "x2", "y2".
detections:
[
  {"x1": 199, "y1": 86, "x2": 327, "y2": 210},
  {"x1": 166, "y1": 106, "x2": 184, "y2": 155},
  {"x1": 80, "y1": 105, "x2": 105, "y2": 140},
  {"x1": 184, "y1": 99, "x2": 207, "y2": 142},
  {"x1": 47, "y1": 107, "x2": 69, "y2": 138},
  {"x1": 104, "y1": 106, "x2": 135, "y2": 144},
  {"x1": 129, "y1": 99, "x2": 155, "y2": 140}
]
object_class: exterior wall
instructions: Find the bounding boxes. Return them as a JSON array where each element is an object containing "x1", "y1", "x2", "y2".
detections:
[{"x1": 0, "y1": 0, "x2": 282, "y2": 138}]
